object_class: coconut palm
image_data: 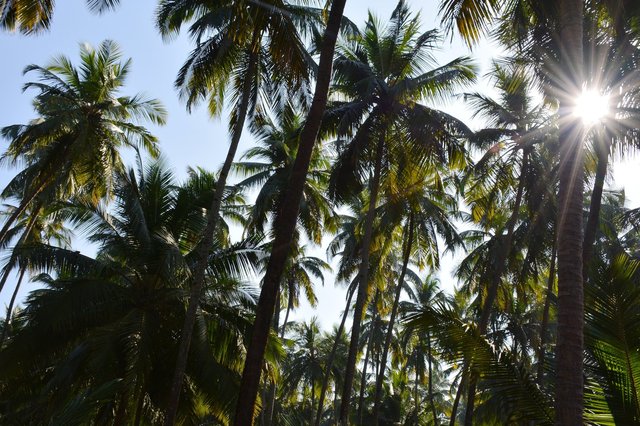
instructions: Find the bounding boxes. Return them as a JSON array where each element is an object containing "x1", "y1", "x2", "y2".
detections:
[
  {"x1": 155, "y1": 3, "x2": 324, "y2": 418},
  {"x1": 235, "y1": 0, "x2": 349, "y2": 422},
  {"x1": 438, "y1": 0, "x2": 587, "y2": 420},
  {"x1": 0, "y1": 40, "x2": 166, "y2": 246},
  {"x1": 234, "y1": 101, "x2": 337, "y2": 244},
  {"x1": 371, "y1": 155, "x2": 463, "y2": 424},
  {"x1": 0, "y1": 161, "x2": 260, "y2": 424},
  {"x1": 325, "y1": 2, "x2": 475, "y2": 420},
  {"x1": 0, "y1": 202, "x2": 71, "y2": 347},
  {"x1": 0, "y1": 0, "x2": 121, "y2": 34}
]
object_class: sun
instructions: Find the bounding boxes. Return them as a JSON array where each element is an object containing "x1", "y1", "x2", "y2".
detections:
[{"x1": 574, "y1": 89, "x2": 610, "y2": 125}]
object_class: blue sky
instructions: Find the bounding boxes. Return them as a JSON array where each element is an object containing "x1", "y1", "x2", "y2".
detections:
[{"x1": 1, "y1": 0, "x2": 638, "y2": 328}]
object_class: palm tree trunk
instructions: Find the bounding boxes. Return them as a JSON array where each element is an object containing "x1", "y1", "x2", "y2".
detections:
[
  {"x1": 339, "y1": 134, "x2": 385, "y2": 425},
  {"x1": 556, "y1": 0, "x2": 585, "y2": 423},
  {"x1": 0, "y1": 204, "x2": 41, "y2": 295},
  {"x1": 428, "y1": 332, "x2": 438, "y2": 425},
  {"x1": 478, "y1": 149, "x2": 529, "y2": 331},
  {"x1": 314, "y1": 288, "x2": 356, "y2": 426},
  {"x1": 372, "y1": 215, "x2": 414, "y2": 424},
  {"x1": 263, "y1": 290, "x2": 282, "y2": 426},
  {"x1": 165, "y1": 48, "x2": 259, "y2": 426},
  {"x1": 280, "y1": 283, "x2": 294, "y2": 339},
  {"x1": 358, "y1": 302, "x2": 377, "y2": 424},
  {"x1": 582, "y1": 138, "x2": 610, "y2": 275},
  {"x1": 537, "y1": 239, "x2": 557, "y2": 386},
  {"x1": 463, "y1": 150, "x2": 529, "y2": 424},
  {"x1": 449, "y1": 369, "x2": 465, "y2": 426},
  {"x1": 0, "y1": 177, "x2": 50, "y2": 245},
  {"x1": 234, "y1": 2, "x2": 347, "y2": 423},
  {"x1": 357, "y1": 330, "x2": 372, "y2": 424},
  {"x1": 0, "y1": 267, "x2": 26, "y2": 347}
]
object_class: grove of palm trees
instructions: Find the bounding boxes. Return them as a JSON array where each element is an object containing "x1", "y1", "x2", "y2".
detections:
[{"x1": 2, "y1": 0, "x2": 640, "y2": 425}]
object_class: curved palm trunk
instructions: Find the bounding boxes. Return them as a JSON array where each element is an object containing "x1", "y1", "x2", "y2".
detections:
[
  {"x1": 582, "y1": 138, "x2": 610, "y2": 275},
  {"x1": 314, "y1": 288, "x2": 356, "y2": 426},
  {"x1": 280, "y1": 282, "x2": 295, "y2": 339},
  {"x1": 449, "y1": 369, "x2": 465, "y2": 426},
  {"x1": 464, "y1": 150, "x2": 529, "y2": 424},
  {"x1": 0, "y1": 267, "x2": 26, "y2": 347},
  {"x1": 0, "y1": 204, "x2": 41, "y2": 295},
  {"x1": 164, "y1": 50, "x2": 259, "y2": 426},
  {"x1": 0, "y1": 183, "x2": 45, "y2": 245},
  {"x1": 234, "y1": 2, "x2": 347, "y2": 423},
  {"x1": 556, "y1": 0, "x2": 585, "y2": 423},
  {"x1": 537, "y1": 239, "x2": 557, "y2": 386},
  {"x1": 338, "y1": 135, "x2": 385, "y2": 425},
  {"x1": 428, "y1": 333, "x2": 438, "y2": 425},
  {"x1": 372, "y1": 215, "x2": 414, "y2": 424},
  {"x1": 358, "y1": 291, "x2": 379, "y2": 424},
  {"x1": 263, "y1": 290, "x2": 282, "y2": 426}
]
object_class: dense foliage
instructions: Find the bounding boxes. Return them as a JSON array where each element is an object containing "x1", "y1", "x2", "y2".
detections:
[{"x1": 2, "y1": 0, "x2": 640, "y2": 425}]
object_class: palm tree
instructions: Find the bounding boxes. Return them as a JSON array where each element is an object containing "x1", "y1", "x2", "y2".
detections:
[
  {"x1": 0, "y1": 161, "x2": 260, "y2": 424},
  {"x1": 155, "y1": 2, "x2": 322, "y2": 421},
  {"x1": 438, "y1": 0, "x2": 586, "y2": 421},
  {"x1": 325, "y1": 3, "x2": 475, "y2": 421},
  {"x1": 234, "y1": 0, "x2": 349, "y2": 422},
  {"x1": 0, "y1": 40, "x2": 166, "y2": 245},
  {"x1": 371, "y1": 155, "x2": 463, "y2": 424},
  {"x1": 0, "y1": 202, "x2": 71, "y2": 347},
  {"x1": 234, "y1": 101, "x2": 337, "y2": 244},
  {"x1": 0, "y1": 0, "x2": 121, "y2": 34}
]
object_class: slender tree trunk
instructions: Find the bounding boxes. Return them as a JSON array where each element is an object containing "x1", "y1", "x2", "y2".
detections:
[
  {"x1": 463, "y1": 150, "x2": 529, "y2": 424},
  {"x1": 339, "y1": 135, "x2": 385, "y2": 425},
  {"x1": 0, "y1": 183, "x2": 46, "y2": 245},
  {"x1": 133, "y1": 382, "x2": 145, "y2": 426},
  {"x1": 314, "y1": 288, "x2": 355, "y2": 426},
  {"x1": 234, "y1": 2, "x2": 347, "y2": 423},
  {"x1": 164, "y1": 48, "x2": 259, "y2": 426},
  {"x1": 582, "y1": 137, "x2": 610, "y2": 275},
  {"x1": 414, "y1": 359, "x2": 419, "y2": 417},
  {"x1": 556, "y1": 0, "x2": 585, "y2": 423},
  {"x1": 449, "y1": 369, "x2": 465, "y2": 426},
  {"x1": 280, "y1": 283, "x2": 294, "y2": 339},
  {"x1": 358, "y1": 296, "x2": 377, "y2": 425},
  {"x1": 428, "y1": 332, "x2": 438, "y2": 425},
  {"x1": 537, "y1": 239, "x2": 557, "y2": 386},
  {"x1": 372, "y1": 215, "x2": 414, "y2": 424},
  {"x1": 0, "y1": 267, "x2": 26, "y2": 347},
  {"x1": 0, "y1": 204, "x2": 40, "y2": 295},
  {"x1": 263, "y1": 291, "x2": 282, "y2": 426},
  {"x1": 478, "y1": 149, "x2": 529, "y2": 331}
]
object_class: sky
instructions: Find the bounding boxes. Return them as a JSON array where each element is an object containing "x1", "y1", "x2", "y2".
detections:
[{"x1": 0, "y1": 0, "x2": 638, "y2": 329}]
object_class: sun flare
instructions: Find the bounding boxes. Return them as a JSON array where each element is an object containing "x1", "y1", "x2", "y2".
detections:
[{"x1": 574, "y1": 89, "x2": 610, "y2": 125}]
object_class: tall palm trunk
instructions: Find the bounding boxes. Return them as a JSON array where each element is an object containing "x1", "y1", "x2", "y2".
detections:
[
  {"x1": 263, "y1": 290, "x2": 282, "y2": 426},
  {"x1": 449, "y1": 368, "x2": 466, "y2": 426},
  {"x1": 372, "y1": 215, "x2": 414, "y2": 424},
  {"x1": 0, "y1": 267, "x2": 26, "y2": 347},
  {"x1": 339, "y1": 134, "x2": 385, "y2": 425},
  {"x1": 358, "y1": 291, "x2": 379, "y2": 424},
  {"x1": 234, "y1": 2, "x2": 347, "y2": 423},
  {"x1": 465, "y1": 150, "x2": 529, "y2": 424},
  {"x1": 537, "y1": 239, "x2": 557, "y2": 385},
  {"x1": 0, "y1": 182, "x2": 46, "y2": 245},
  {"x1": 280, "y1": 281, "x2": 295, "y2": 339},
  {"x1": 0, "y1": 209, "x2": 39, "y2": 295},
  {"x1": 582, "y1": 137, "x2": 610, "y2": 274},
  {"x1": 556, "y1": 0, "x2": 585, "y2": 423},
  {"x1": 165, "y1": 49, "x2": 259, "y2": 426},
  {"x1": 428, "y1": 332, "x2": 438, "y2": 425},
  {"x1": 314, "y1": 288, "x2": 356, "y2": 426}
]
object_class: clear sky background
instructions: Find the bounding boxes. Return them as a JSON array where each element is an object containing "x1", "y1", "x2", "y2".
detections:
[{"x1": 1, "y1": 0, "x2": 638, "y2": 329}]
